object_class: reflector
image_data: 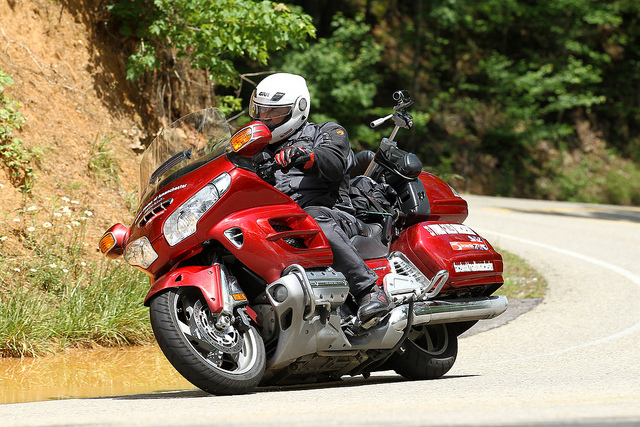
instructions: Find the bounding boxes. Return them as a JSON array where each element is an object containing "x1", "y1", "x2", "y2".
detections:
[{"x1": 232, "y1": 293, "x2": 247, "y2": 301}]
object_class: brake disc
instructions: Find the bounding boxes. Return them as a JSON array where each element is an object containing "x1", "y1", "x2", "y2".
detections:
[{"x1": 190, "y1": 300, "x2": 244, "y2": 354}]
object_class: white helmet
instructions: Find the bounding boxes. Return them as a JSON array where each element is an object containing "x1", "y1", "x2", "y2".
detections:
[{"x1": 249, "y1": 73, "x2": 310, "y2": 143}]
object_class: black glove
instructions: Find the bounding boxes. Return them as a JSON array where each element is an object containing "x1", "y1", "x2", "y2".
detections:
[{"x1": 275, "y1": 145, "x2": 315, "y2": 170}]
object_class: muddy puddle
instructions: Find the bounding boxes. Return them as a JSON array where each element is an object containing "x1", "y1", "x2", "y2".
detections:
[{"x1": 0, "y1": 345, "x2": 195, "y2": 405}]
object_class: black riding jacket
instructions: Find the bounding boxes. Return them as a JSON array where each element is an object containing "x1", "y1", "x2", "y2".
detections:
[{"x1": 267, "y1": 121, "x2": 356, "y2": 214}]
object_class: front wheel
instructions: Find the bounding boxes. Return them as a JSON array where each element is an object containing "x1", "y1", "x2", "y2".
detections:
[
  {"x1": 388, "y1": 323, "x2": 458, "y2": 380},
  {"x1": 149, "y1": 287, "x2": 266, "y2": 395}
]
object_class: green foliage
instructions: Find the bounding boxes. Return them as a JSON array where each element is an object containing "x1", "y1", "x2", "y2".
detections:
[
  {"x1": 480, "y1": 55, "x2": 606, "y2": 124},
  {"x1": 88, "y1": 134, "x2": 122, "y2": 186},
  {"x1": 0, "y1": 197, "x2": 152, "y2": 357},
  {"x1": 101, "y1": 1, "x2": 640, "y2": 204},
  {"x1": 499, "y1": 247, "x2": 547, "y2": 299},
  {"x1": 0, "y1": 69, "x2": 40, "y2": 192},
  {"x1": 107, "y1": 0, "x2": 316, "y2": 87},
  {"x1": 539, "y1": 151, "x2": 640, "y2": 205},
  {"x1": 273, "y1": 13, "x2": 383, "y2": 148},
  {"x1": 352, "y1": 0, "x2": 640, "y2": 202}
]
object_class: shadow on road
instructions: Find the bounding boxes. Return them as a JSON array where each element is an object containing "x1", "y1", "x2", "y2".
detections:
[{"x1": 110, "y1": 373, "x2": 479, "y2": 401}]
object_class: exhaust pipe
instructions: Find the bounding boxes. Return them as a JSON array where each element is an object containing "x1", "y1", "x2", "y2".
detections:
[{"x1": 389, "y1": 295, "x2": 508, "y2": 331}]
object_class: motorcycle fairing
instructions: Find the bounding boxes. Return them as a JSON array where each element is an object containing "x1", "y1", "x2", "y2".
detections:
[
  {"x1": 209, "y1": 203, "x2": 334, "y2": 284},
  {"x1": 128, "y1": 159, "x2": 333, "y2": 282}
]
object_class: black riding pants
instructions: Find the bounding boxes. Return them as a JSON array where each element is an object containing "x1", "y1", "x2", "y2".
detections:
[{"x1": 304, "y1": 206, "x2": 378, "y2": 298}]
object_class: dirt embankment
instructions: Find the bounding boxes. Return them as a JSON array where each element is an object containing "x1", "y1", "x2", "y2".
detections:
[{"x1": 0, "y1": 0, "x2": 151, "y2": 248}]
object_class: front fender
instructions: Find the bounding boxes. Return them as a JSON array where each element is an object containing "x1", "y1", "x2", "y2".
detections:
[{"x1": 144, "y1": 265, "x2": 224, "y2": 313}]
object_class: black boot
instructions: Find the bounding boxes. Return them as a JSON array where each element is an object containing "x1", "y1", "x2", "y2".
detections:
[{"x1": 356, "y1": 286, "x2": 391, "y2": 325}]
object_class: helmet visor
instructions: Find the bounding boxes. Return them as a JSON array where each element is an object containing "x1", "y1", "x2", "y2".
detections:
[{"x1": 249, "y1": 99, "x2": 293, "y2": 130}]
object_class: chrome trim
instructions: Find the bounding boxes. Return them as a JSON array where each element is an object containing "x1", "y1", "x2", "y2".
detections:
[
  {"x1": 223, "y1": 227, "x2": 244, "y2": 249},
  {"x1": 389, "y1": 295, "x2": 509, "y2": 332},
  {"x1": 419, "y1": 269, "x2": 449, "y2": 300}
]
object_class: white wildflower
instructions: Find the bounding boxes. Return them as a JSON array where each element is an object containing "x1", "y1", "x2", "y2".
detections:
[
  {"x1": 43, "y1": 222, "x2": 52, "y2": 228},
  {"x1": 28, "y1": 226, "x2": 35, "y2": 232},
  {"x1": 84, "y1": 210, "x2": 93, "y2": 217},
  {"x1": 27, "y1": 205, "x2": 37, "y2": 211}
]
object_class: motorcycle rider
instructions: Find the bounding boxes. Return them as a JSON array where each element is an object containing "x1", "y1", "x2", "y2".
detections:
[{"x1": 249, "y1": 73, "x2": 390, "y2": 325}]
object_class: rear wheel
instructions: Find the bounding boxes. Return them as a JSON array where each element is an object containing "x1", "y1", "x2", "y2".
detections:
[
  {"x1": 150, "y1": 287, "x2": 266, "y2": 395},
  {"x1": 388, "y1": 323, "x2": 458, "y2": 380}
]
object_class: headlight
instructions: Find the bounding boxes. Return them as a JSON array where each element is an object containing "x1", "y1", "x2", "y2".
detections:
[
  {"x1": 124, "y1": 236, "x2": 158, "y2": 269},
  {"x1": 163, "y1": 173, "x2": 231, "y2": 246}
]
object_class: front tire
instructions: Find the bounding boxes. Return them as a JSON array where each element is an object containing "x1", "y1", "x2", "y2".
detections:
[
  {"x1": 388, "y1": 323, "x2": 458, "y2": 380},
  {"x1": 150, "y1": 287, "x2": 266, "y2": 395}
]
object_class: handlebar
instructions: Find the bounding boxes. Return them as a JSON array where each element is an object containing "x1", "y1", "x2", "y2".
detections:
[
  {"x1": 252, "y1": 151, "x2": 284, "y2": 183},
  {"x1": 370, "y1": 114, "x2": 393, "y2": 129}
]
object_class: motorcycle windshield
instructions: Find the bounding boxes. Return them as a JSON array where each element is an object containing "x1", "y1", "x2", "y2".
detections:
[{"x1": 138, "y1": 109, "x2": 232, "y2": 205}]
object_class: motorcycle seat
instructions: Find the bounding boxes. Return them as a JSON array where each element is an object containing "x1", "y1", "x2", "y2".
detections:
[{"x1": 351, "y1": 219, "x2": 390, "y2": 260}]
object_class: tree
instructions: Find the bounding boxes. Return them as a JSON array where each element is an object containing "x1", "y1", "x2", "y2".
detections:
[
  {"x1": 106, "y1": 0, "x2": 315, "y2": 117},
  {"x1": 273, "y1": 13, "x2": 384, "y2": 149}
]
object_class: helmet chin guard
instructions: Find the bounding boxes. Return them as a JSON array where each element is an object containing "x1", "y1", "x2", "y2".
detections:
[{"x1": 249, "y1": 73, "x2": 310, "y2": 143}]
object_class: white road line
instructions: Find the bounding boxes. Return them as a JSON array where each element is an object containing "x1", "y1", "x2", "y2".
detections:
[{"x1": 473, "y1": 228, "x2": 640, "y2": 366}]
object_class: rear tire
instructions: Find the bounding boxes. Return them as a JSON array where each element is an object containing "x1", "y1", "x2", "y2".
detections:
[
  {"x1": 150, "y1": 287, "x2": 266, "y2": 395},
  {"x1": 388, "y1": 323, "x2": 458, "y2": 380}
]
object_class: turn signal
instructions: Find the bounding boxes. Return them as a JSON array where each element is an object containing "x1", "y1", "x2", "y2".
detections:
[
  {"x1": 99, "y1": 232, "x2": 116, "y2": 254},
  {"x1": 230, "y1": 128, "x2": 252, "y2": 151},
  {"x1": 99, "y1": 223, "x2": 129, "y2": 259},
  {"x1": 229, "y1": 122, "x2": 272, "y2": 157}
]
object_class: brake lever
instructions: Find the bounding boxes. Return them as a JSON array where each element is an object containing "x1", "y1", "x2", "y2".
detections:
[{"x1": 252, "y1": 152, "x2": 280, "y2": 184}]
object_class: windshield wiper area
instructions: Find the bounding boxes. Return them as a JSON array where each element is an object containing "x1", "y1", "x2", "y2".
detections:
[{"x1": 149, "y1": 148, "x2": 193, "y2": 185}]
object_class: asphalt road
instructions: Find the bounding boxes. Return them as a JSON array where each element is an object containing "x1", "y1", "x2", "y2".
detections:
[{"x1": 2, "y1": 196, "x2": 639, "y2": 426}]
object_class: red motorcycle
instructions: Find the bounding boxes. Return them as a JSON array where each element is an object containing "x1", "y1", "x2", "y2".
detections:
[{"x1": 100, "y1": 92, "x2": 507, "y2": 395}]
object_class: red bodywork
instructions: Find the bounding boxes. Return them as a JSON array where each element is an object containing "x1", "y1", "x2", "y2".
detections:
[
  {"x1": 114, "y1": 124, "x2": 501, "y2": 313},
  {"x1": 420, "y1": 172, "x2": 469, "y2": 223},
  {"x1": 126, "y1": 155, "x2": 333, "y2": 309},
  {"x1": 366, "y1": 171, "x2": 502, "y2": 292},
  {"x1": 145, "y1": 265, "x2": 225, "y2": 312},
  {"x1": 390, "y1": 222, "x2": 503, "y2": 292}
]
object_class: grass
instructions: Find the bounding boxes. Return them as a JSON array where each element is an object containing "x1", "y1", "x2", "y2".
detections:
[
  {"x1": 0, "y1": 195, "x2": 153, "y2": 357},
  {"x1": 1, "y1": 68, "x2": 43, "y2": 193},
  {"x1": 499, "y1": 247, "x2": 547, "y2": 299},
  {"x1": 88, "y1": 134, "x2": 122, "y2": 186},
  {"x1": 0, "y1": 262, "x2": 152, "y2": 357}
]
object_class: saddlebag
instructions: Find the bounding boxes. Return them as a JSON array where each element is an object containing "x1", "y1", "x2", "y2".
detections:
[{"x1": 390, "y1": 221, "x2": 503, "y2": 296}]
